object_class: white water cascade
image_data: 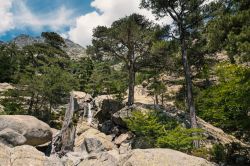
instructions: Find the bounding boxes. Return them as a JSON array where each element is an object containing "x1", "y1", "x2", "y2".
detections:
[{"x1": 87, "y1": 103, "x2": 92, "y2": 125}]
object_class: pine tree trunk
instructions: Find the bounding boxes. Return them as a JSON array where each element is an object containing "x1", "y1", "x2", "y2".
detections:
[
  {"x1": 155, "y1": 95, "x2": 159, "y2": 105},
  {"x1": 181, "y1": 37, "x2": 199, "y2": 148},
  {"x1": 128, "y1": 62, "x2": 135, "y2": 106}
]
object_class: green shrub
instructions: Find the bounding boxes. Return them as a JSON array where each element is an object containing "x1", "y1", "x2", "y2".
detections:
[
  {"x1": 0, "y1": 89, "x2": 26, "y2": 115},
  {"x1": 85, "y1": 61, "x2": 128, "y2": 98},
  {"x1": 156, "y1": 126, "x2": 204, "y2": 152},
  {"x1": 196, "y1": 63, "x2": 250, "y2": 139},
  {"x1": 191, "y1": 147, "x2": 211, "y2": 161},
  {"x1": 126, "y1": 110, "x2": 204, "y2": 152},
  {"x1": 210, "y1": 144, "x2": 227, "y2": 163}
]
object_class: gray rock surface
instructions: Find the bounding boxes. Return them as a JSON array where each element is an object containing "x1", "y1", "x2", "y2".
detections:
[
  {"x1": 63, "y1": 39, "x2": 87, "y2": 60},
  {"x1": 75, "y1": 121, "x2": 115, "y2": 152},
  {"x1": 0, "y1": 143, "x2": 63, "y2": 166},
  {"x1": 78, "y1": 150, "x2": 120, "y2": 166},
  {"x1": 120, "y1": 149, "x2": 216, "y2": 166},
  {"x1": 0, "y1": 115, "x2": 52, "y2": 147},
  {"x1": 81, "y1": 138, "x2": 106, "y2": 153},
  {"x1": 114, "y1": 133, "x2": 133, "y2": 145},
  {"x1": 0, "y1": 128, "x2": 27, "y2": 147}
]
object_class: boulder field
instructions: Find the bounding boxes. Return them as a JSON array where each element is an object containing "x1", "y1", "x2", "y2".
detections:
[
  {"x1": 0, "y1": 143, "x2": 215, "y2": 166},
  {"x1": 3, "y1": 91, "x2": 245, "y2": 165},
  {"x1": 0, "y1": 114, "x2": 216, "y2": 166}
]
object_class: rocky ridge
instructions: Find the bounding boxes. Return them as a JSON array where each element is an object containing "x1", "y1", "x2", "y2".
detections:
[{"x1": 3, "y1": 34, "x2": 87, "y2": 60}]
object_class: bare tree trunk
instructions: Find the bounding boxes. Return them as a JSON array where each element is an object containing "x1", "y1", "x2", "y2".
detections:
[
  {"x1": 155, "y1": 95, "x2": 159, "y2": 105},
  {"x1": 181, "y1": 37, "x2": 199, "y2": 148},
  {"x1": 128, "y1": 63, "x2": 135, "y2": 106},
  {"x1": 51, "y1": 93, "x2": 76, "y2": 156}
]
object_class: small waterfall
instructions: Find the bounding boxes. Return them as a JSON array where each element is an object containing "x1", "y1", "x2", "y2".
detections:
[{"x1": 87, "y1": 103, "x2": 92, "y2": 125}]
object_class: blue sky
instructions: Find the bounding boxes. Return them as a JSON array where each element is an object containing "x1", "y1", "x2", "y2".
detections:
[
  {"x1": 0, "y1": 0, "x2": 170, "y2": 46},
  {"x1": 0, "y1": 0, "x2": 93, "y2": 41}
]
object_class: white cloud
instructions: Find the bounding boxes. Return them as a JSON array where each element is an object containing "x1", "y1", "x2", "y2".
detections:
[
  {"x1": 68, "y1": 0, "x2": 171, "y2": 47},
  {"x1": 0, "y1": 0, "x2": 14, "y2": 34},
  {"x1": 13, "y1": 0, "x2": 74, "y2": 32},
  {"x1": 0, "y1": 0, "x2": 75, "y2": 35}
]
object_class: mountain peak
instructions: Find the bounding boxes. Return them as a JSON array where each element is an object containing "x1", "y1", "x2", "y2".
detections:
[
  {"x1": 10, "y1": 34, "x2": 87, "y2": 60},
  {"x1": 12, "y1": 34, "x2": 44, "y2": 48}
]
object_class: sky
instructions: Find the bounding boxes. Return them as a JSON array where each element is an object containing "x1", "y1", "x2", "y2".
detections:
[
  {"x1": 0, "y1": 0, "x2": 173, "y2": 47},
  {"x1": 0, "y1": 0, "x2": 212, "y2": 47}
]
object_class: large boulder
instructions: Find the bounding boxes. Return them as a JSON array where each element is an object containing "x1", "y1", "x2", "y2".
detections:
[
  {"x1": 0, "y1": 115, "x2": 52, "y2": 147},
  {"x1": 0, "y1": 143, "x2": 10, "y2": 165},
  {"x1": 75, "y1": 121, "x2": 115, "y2": 152},
  {"x1": 114, "y1": 133, "x2": 133, "y2": 146},
  {"x1": 0, "y1": 143, "x2": 62, "y2": 166},
  {"x1": 81, "y1": 138, "x2": 106, "y2": 153},
  {"x1": 121, "y1": 149, "x2": 216, "y2": 166},
  {"x1": 77, "y1": 148, "x2": 215, "y2": 166},
  {"x1": 0, "y1": 128, "x2": 27, "y2": 146},
  {"x1": 94, "y1": 95, "x2": 124, "y2": 119},
  {"x1": 78, "y1": 150, "x2": 120, "y2": 166}
]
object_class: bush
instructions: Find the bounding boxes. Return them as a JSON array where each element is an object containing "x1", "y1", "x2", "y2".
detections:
[
  {"x1": 210, "y1": 144, "x2": 227, "y2": 163},
  {"x1": 126, "y1": 110, "x2": 204, "y2": 152},
  {"x1": 196, "y1": 63, "x2": 250, "y2": 139},
  {"x1": 0, "y1": 89, "x2": 26, "y2": 115},
  {"x1": 156, "y1": 126, "x2": 204, "y2": 152},
  {"x1": 191, "y1": 147, "x2": 211, "y2": 161},
  {"x1": 209, "y1": 143, "x2": 250, "y2": 165}
]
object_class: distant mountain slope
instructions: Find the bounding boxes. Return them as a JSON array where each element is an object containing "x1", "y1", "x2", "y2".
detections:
[
  {"x1": 63, "y1": 39, "x2": 88, "y2": 60},
  {"x1": 8, "y1": 34, "x2": 87, "y2": 60},
  {"x1": 11, "y1": 34, "x2": 44, "y2": 48}
]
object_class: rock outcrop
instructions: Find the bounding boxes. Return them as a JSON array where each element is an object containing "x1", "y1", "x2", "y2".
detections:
[
  {"x1": 0, "y1": 115, "x2": 52, "y2": 147},
  {"x1": 112, "y1": 103, "x2": 249, "y2": 147},
  {"x1": 0, "y1": 143, "x2": 62, "y2": 166},
  {"x1": 64, "y1": 148, "x2": 216, "y2": 166},
  {"x1": 0, "y1": 143, "x2": 216, "y2": 166},
  {"x1": 1, "y1": 92, "x2": 245, "y2": 166},
  {"x1": 121, "y1": 149, "x2": 216, "y2": 166},
  {"x1": 75, "y1": 121, "x2": 115, "y2": 152}
]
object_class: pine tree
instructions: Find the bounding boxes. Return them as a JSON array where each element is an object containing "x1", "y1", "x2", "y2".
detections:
[
  {"x1": 141, "y1": 0, "x2": 210, "y2": 147},
  {"x1": 88, "y1": 14, "x2": 156, "y2": 105}
]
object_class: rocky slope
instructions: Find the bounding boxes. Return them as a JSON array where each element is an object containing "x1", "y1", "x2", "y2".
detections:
[
  {"x1": 0, "y1": 142, "x2": 215, "y2": 166},
  {"x1": 0, "y1": 113, "x2": 216, "y2": 166},
  {"x1": 5, "y1": 34, "x2": 87, "y2": 60},
  {"x1": 0, "y1": 91, "x2": 219, "y2": 166},
  {"x1": 0, "y1": 89, "x2": 249, "y2": 165}
]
